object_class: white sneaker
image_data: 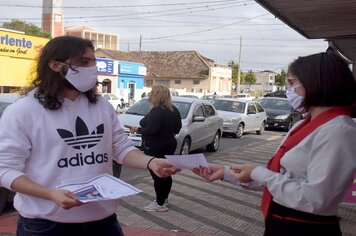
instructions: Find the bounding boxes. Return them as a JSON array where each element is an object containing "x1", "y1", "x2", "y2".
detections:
[
  {"x1": 164, "y1": 199, "x2": 169, "y2": 207},
  {"x1": 144, "y1": 200, "x2": 169, "y2": 212}
]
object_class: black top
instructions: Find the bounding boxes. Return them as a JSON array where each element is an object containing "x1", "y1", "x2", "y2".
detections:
[{"x1": 138, "y1": 105, "x2": 182, "y2": 141}]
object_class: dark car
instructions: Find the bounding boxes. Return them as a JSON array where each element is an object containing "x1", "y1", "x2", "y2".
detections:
[
  {"x1": 260, "y1": 97, "x2": 303, "y2": 131},
  {"x1": 264, "y1": 90, "x2": 286, "y2": 98}
]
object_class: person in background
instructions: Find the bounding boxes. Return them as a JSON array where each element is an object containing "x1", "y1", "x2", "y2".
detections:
[
  {"x1": 129, "y1": 85, "x2": 182, "y2": 212},
  {"x1": 193, "y1": 52, "x2": 356, "y2": 236},
  {"x1": 0, "y1": 36, "x2": 179, "y2": 236}
]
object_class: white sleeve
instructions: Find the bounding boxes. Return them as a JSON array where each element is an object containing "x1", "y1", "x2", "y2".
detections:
[
  {"x1": 111, "y1": 111, "x2": 137, "y2": 164},
  {"x1": 251, "y1": 124, "x2": 356, "y2": 213},
  {"x1": 0, "y1": 105, "x2": 30, "y2": 190}
]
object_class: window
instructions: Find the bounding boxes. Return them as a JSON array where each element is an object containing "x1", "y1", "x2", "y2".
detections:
[
  {"x1": 247, "y1": 103, "x2": 257, "y2": 114},
  {"x1": 193, "y1": 105, "x2": 204, "y2": 117},
  {"x1": 193, "y1": 80, "x2": 200, "y2": 85},
  {"x1": 175, "y1": 80, "x2": 181, "y2": 84},
  {"x1": 203, "y1": 104, "x2": 215, "y2": 117},
  {"x1": 255, "y1": 102, "x2": 265, "y2": 113}
]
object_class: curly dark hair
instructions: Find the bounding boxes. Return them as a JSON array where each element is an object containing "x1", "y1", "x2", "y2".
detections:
[{"x1": 24, "y1": 36, "x2": 98, "y2": 110}]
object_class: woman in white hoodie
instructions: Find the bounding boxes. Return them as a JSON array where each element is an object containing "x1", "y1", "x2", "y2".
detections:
[{"x1": 0, "y1": 36, "x2": 178, "y2": 236}]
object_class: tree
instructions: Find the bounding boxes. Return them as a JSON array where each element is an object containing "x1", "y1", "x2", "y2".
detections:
[
  {"x1": 1, "y1": 19, "x2": 51, "y2": 38},
  {"x1": 228, "y1": 60, "x2": 245, "y2": 87},
  {"x1": 275, "y1": 69, "x2": 287, "y2": 87},
  {"x1": 244, "y1": 70, "x2": 257, "y2": 88}
]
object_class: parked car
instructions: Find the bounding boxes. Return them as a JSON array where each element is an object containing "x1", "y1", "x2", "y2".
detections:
[
  {"x1": 260, "y1": 97, "x2": 303, "y2": 131},
  {"x1": 118, "y1": 96, "x2": 223, "y2": 154},
  {"x1": 264, "y1": 90, "x2": 287, "y2": 98},
  {"x1": 180, "y1": 95, "x2": 199, "y2": 99},
  {"x1": 200, "y1": 94, "x2": 221, "y2": 101},
  {"x1": 100, "y1": 93, "x2": 125, "y2": 113},
  {"x1": 236, "y1": 93, "x2": 254, "y2": 100},
  {"x1": 211, "y1": 98, "x2": 267, "y2": 138},
  {"x1": 0, "y1": 93, "x2": 19, "y2": 214}
]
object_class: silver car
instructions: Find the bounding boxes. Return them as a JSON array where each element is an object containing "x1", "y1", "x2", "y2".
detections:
[
  {"x1": 211, "y1": 98, "x2": 267, "y2": 138},
  {"x1": 118, "y1": 96, "x2": 223, "y2": 154}
]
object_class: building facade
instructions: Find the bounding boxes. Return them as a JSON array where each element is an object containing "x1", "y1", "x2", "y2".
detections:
[
  {"x1": 95, "y1": 49, "x2": 232, "y2": 98},
  {"x1": 42, "y1": 0, "x2": 64, "y2": 37},
  {"x1": 240, "y1": 71, "x2": 276, "y2": 94},
  {"x1": 65, "y1": 26, "x2": 119, "y2": 50}
]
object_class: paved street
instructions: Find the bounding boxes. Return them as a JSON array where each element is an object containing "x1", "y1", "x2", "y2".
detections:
[{"x1": 1, "y1": 131, "x2": 355, "y2": 235}]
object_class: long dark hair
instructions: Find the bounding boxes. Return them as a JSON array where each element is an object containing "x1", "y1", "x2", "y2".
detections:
[
  {"x1": 24, "y1": 36, "x2": 97, "y2": 110},
  {"x1": 288, "y1": 52, "x2": 356, "y2": 110}
]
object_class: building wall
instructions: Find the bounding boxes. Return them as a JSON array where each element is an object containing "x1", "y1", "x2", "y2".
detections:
[
  {"x1": 65, "y1": 29, "x2": 119, "y2": 50},
  {"x1": 240, "y1": 71, "x2": 276, "y2": 94},
  {"x1": 42, "y1": 0, "x2": 64, "y2": 37}
]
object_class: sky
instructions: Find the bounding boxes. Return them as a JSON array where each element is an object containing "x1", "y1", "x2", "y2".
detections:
[{"x1": 0, "y1": 0, "x2": 329, "y2": 72}]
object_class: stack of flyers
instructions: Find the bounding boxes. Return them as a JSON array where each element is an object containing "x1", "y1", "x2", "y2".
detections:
[{"x1": 73, "y1": 185, "x2": 106, "y2": 202}]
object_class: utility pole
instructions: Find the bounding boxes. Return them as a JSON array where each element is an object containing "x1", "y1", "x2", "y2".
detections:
[
  {"x1": 139, "y1": 34, "x2": 142, "y2": 51},
  {"x1": 127, "y1": 41, "x2": 130, "y2": 52},
  {"x1": 236, "y1": 36, "x2": 242, "y2": 94}
]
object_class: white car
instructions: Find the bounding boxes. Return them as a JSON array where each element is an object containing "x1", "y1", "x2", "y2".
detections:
[
  {"x1": 118, "y1": 96, "x2": 223, "y2": 154},
  {"x1": 236, "y1": 93, "x2": 254, "y2": 100},
  {"x1": 100, "y1": 93, "x2": 123, "y2": 112},
  {"x1": 211, "y1": 98, "x2": 267, "y2": 138}
]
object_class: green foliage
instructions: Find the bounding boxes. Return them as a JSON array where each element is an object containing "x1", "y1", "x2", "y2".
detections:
[
  {"x1": 228, "y1": 60, "x2": 245, "y2": 84},
  {"x1": 275, "y1": 69, "x2": 287, "y2": 87},
  {"x1": 1, "y1": 19, "x2": 51, "y2": 39},
  {"x1": 244, "y1": 70, "x2": 257, "y2": 86}
]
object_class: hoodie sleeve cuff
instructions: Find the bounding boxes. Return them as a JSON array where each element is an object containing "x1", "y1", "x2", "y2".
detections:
[{"x1": 1, "y1": 170, "x2": 25, "y2": 190}]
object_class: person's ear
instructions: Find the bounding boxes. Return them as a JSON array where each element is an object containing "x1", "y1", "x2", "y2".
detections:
[{"x1": 48, "y1": 60, "x2": 65, "y2": 73}]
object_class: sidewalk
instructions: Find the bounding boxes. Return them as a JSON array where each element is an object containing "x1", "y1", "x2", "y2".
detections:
[{"x1": 1, "y1": 134, "x2": 355, "y2": 236}]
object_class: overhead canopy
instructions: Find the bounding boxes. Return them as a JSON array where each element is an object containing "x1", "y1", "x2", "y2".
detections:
[{"x1": 255, "y1": 0, "x2": 356, "y2": 64}]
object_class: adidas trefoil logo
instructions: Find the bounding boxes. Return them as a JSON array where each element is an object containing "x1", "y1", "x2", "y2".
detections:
[{"x1": 57, "y1": 116, "x2": 104, "y2": 150}]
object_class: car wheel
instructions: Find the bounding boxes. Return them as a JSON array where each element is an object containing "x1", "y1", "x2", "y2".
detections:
[
  {"x1": 256, "y1": 121, "x2": 266, "y2": 135},
  {"x1": 234, "y1": 123, "x2": 244, "y2": 138},
  {"x1": 0, "y1": 188, "x2": 8, "y2": 214},
  {"x1": 180, "y1": 138, "x2": 190, "y2": 155},
  {"x1": 112, "y1": 162, "x2": 122, "y2": 178},
  {"x1": 206, "y1": 131, "x2": 220, "y2": 152}
]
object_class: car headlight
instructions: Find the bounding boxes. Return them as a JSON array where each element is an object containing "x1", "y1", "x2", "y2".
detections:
[
  {"x1": 223, "y1": 118, "x2": 237, "y2": 123},
  {"x1": 275, "y1": 114, "x2": 289, "y2": 120}
]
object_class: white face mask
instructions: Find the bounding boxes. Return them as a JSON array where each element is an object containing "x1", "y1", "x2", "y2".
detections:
[
  {"x1": 286, "y1": 87, "x2": 305, "y2": 112},
  {"x1": 63, "y1": 65, "x2": 98, "y2": 92}
]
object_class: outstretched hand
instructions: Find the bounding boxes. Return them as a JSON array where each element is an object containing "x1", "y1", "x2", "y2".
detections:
[
  {"x1": 192, "y1": 164, "x2": 224, "y2": 182},
  {"x1": 230, "y1": 164, "x2": 258, "y2": 183},
  {"x1": 48, "y1": 189, "x2": 83, "y2": 210},
  {"x1": 149, "y1": 158, "x2": 180, "y2": 178}
]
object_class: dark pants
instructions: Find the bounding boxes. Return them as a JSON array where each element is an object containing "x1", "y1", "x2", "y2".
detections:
[
  {"x1": 264, "y1": 202, "x2": 342, "y2": 236},
  {"x1": 142, "y1": 137, "x2": 176, "y2": 206},
  {"x1": 17, "y1": 214, "x2": 124, "y2": 236}
]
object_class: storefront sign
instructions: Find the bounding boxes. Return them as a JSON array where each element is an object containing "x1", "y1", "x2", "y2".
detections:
[
  {"x1": 119, "y1": 61, "x2": 146, "y2": 76},
  {"x1": 0, "y1": 30, "x2": 49, "y2": 59},
  {"x1": 96, "y1": 58, "x2": 114, "y2": 74}
]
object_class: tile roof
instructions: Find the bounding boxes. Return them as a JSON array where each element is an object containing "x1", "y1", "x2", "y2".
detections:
[{"x1": 95, "y1": 49, "x2": 214, "y2": 79}]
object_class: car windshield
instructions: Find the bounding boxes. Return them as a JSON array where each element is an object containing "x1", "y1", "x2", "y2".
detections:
[
  {"x1": 260, "y1": 99, "x2": 292, "y2": 111},
  {"x1": 211, "y1": 100, "x2": 245, "y2": 113},
  {"x1": 237, "y1": 94, "x2": 247, "y2": 98},
  {"x1": 125, "y1": 99, "x2": 192, "y2": 119},
  {"x1": 0, "y1": 102, "x2": 11, "y2": 117}
]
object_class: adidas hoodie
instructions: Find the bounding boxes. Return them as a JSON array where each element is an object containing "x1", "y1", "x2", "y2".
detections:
[{"x1": 0, "y1": 90, "x2": 136, "y2": 222}]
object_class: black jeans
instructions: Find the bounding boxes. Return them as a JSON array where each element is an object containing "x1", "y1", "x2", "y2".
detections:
[
  {"x1": 17, "y1": 214, "x2": 124, "y2": 236},
  {"x1": 264, "y1": 202, "x2": 341, "y2": 236},
  {"x1": 142, "y1": 137, "x2": 176, "y2": 206}
]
